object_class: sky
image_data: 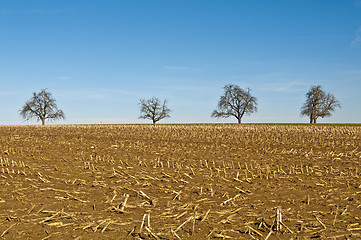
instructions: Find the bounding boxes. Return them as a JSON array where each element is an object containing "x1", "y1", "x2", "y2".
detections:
[{"x1": 1, "y1": 0, "x2": 360, "y2": 125}]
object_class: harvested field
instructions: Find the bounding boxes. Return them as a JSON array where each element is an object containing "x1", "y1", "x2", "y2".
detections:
[{"x1": 0, "y1": 124, "x2": 361, "y2": 239}]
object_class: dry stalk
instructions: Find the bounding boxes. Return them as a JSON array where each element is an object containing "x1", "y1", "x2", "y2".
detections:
[
  {"x1": 40, "y1": 234, "x2": 53, "y2": 240},
  {"x1": 82, "y1": 222, "x2": 95, "y2": 230},
  {"x1": 171, "y1": 229, "x2": 182, "y2": 240},
  {"x1": 139, "y1": 190, "x2": 153, "y2": 205},
  {"x1": 139, "y1": 213, "x2": 153, "y2": 234},
  {"x1": 230, "y1": 207, "x2": 243, "y2": 214},
  {"x1": 40, "y1": 211, "x2": 60, "y2": 223},
  {"x1": 66, "y1": 193, "x2": 89, "y2": 203},
  {"x1": 119, "y1": 194, "x2": 130, "y2": 212},
  {"x1": 109, "y1": 190, "x2": 117, "y2": 203},
  {"x1": 145, "y1": 226, "x2": 160, "y2": 240},
  {"x1": 264, "y1": 230, "x2": 273, "y2": 240},
  {"x1": 101, "y1": 221, "x2": 112, "y2": 233},
  {"x1": 147, "y1": 213, "x2": 151, "y2": 229},
  {"x1": 28, "y1": 203, "x2": 36, "y2": 213},
  {"x1": 201, "y1": 209, "x2": 211, "y2": 222},
  {"x1": 192, "y1": 210, "x2": 196, "y2": 235},
  {"x1": 206, "y1": 228, "x2": 217, "y2": 239},
  {"x1": 221, "y1": 194, "x2": 241, "y2": 206},
  {"x1": 247, "y1": 225, "x2": 263, "y2": 237},
  {"x1": 214, "y1": 233, "x2": 233, "y2": 239},
  {"x1": 259, "y1": 218, "x2": 271, "y2": 231},
  {"x1": 246, "y1": 230, "x2": 257, "y2": 239},
  {"x1": 313, "y1": 214, "x2": 327, "y2": 229},
  {"x1": 280, "y1": 221, "x2": 294, "y2": 234},
  {"x1": 172, "y1": 190, "x2": 182, "y2": 200},
  {"x1": 36, "y1": 207, "x2": 45, "y2": 214},
  {"x1": 175, "y1": 211, "x2": 188, "y2": 220},
  {"x1": 175, "y1": 216, "x2": 193, "y2": 232},
  {"x1": 276, "y1": 207, "x2": 282, "y2": 231},
  {"x1": 348, "y1": 228, "x2": 361, "y2": 231},
  {"x1": 94, "y1": 219, "x2": 107, "y2": 232},
  {"x1": 340, "y1": 207, "x2": 347, "y2": 215},
  {"x1": 184, "y1": 173, "x2": 192, "y2": 179},
  {"x1": 333, "y1": 206, "x2": 339, "y2": 227},
  {"x1": 125, "y1": 226, "x2": 136, "y2": 239},
  {"x1": 1, "y1": 223, "x2": 16, "y2": 237}
]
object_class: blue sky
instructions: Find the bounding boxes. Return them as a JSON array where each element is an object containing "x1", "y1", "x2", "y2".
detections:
[{"x1": 1, "y1": 0, "x2": 360, "y2": 124}]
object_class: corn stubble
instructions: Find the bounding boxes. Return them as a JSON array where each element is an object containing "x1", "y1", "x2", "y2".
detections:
[{"x1": 0, "y1": 124, "x2": 360, "y2": 239}]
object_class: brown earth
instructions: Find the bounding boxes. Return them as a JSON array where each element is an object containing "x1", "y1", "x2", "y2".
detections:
[{"x1": 0, "y1": 124, "x2": 361, "y2": 239}]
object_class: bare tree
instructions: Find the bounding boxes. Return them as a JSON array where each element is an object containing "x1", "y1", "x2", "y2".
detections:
[
  {"x1": 212, "y1": 84, "x2": 257, "y2": 123},
  {"x1": 301, "y1": 85, "x2": 341, "y2": 123},
  {"x1": 139, "y1": 97, "x2": 171, "y2": 124},
  {"x1": 20, "y1": 89, "x2": 65, "y2": 125}
]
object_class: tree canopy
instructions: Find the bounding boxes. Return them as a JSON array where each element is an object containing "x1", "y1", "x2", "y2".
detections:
[
  {"x1": 138, "y1": 97, "x2": 171, "y2": 124},
  {"x1": 19, "y1": 89, "x2": 65, "y2": 125},
  {"x1": 301, "y1": 85, "x2": 341, "y2": 123},
  {"x1": 211, "y1": 84, "x2": 257, "y2": 123}
]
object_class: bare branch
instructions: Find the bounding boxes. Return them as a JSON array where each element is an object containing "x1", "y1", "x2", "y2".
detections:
[
  {"x1": 138, "y1": 97, "x2": 171, "y2": 124},
  {"x1": 301, "y1": 85, "x2": 341, "y2": 123},
  {"x1": 211, "y1": 84, "x2": 257, "y2": 123},
  {"x1": 19, "y1": 89, "x2": 65, "y2": 125}
]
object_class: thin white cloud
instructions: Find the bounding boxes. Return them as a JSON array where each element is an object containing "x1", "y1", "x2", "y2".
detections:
[
  {"x1": 164, "y1": 66, "x2": 202, "y2": 71},
  {"x1": 335, "y1": 70, "x2": 361, "y2": 75},
  {"x1": 0, "y1": 91, "x2": 15, "y2": 96},
  {"x1": 351, "y1": 27, "x2": 361, "y2": 47},
  {"x1": 57, "y1": 90, "x2": 107, "y2": 100},
  {"x1": 151, "y1": 85, "x2": 215, "y2": 93},
  {"x1": 229, "y1": 72, "x2": 286, "y2": 81},
  {"x1": 96, "y1": 88, "x2": 142, "y2": 97},
  {"x1": 56, "y1": 76, "x2": 70, "y2": 80},
  {"x1": 271, "y1": 35, "x2": 350, "y2": 40},
  {"x1": 262, "y1": 81, "x2": 307, "y2": 93},
  {"x1": 57, "y1": 88, "x2": 141, "y2": 100},
  {"x1": 274, "y1": 82, "x2": 305, "y2": 92}
]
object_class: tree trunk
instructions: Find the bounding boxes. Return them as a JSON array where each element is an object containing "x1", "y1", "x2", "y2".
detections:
[
  {"x1": 41, "y1": 118, "x2": 45, "y2": 125},
  {"x1": 310, "y1": 114, "x2": 317, "y2": 124},
  {"x1": 237, "y1": 118, "x2": 241, "y2": 124}
]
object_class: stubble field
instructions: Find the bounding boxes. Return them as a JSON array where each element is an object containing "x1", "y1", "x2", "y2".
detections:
[{"x1": 0, "y1": 124, "x2": 361, "y2": 239}]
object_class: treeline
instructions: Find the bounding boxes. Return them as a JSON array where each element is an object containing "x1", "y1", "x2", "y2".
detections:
[{"x1": 19, "y1": 85, "x2": 341, "y2": 125}]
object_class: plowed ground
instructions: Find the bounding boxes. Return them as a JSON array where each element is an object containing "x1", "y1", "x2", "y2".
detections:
[{"x1": 0, "y1": 124, "x2": 361, "y2": 239}]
